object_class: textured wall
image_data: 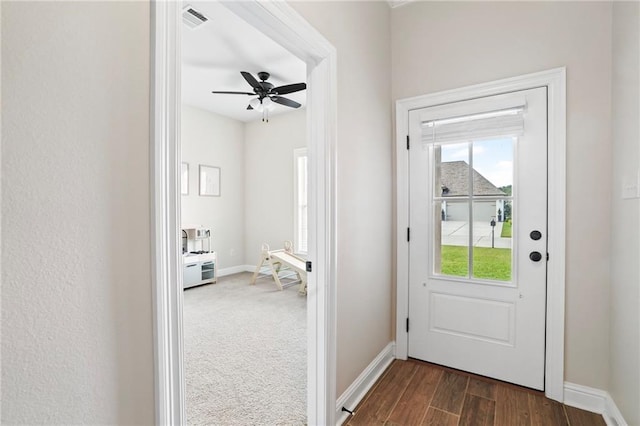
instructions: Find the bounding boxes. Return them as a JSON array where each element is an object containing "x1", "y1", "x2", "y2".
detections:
[
  {"x1": 0, "y1": 1, "x2": 3, "y2": 419},
  {"x1": 392, "y1": 1, "x2": 613, "y2": 391},
  {"x1": 6, "y1": 1, "x2": 629, "y2": 422},
  {"x1": 610, "y1": 3, "x2": 640, "y2": 424},
  {"x1": 290, "y1": 1, "x2": 393, "y2": 396},
  {"x1": 1, "y1": 2, "x2": 154, "y2": 423},
  {"x1": 181, "y1": 105, "x2": 245, "y2": 270},
  {"x1": 244, "y1": 109, "x2": 306, "y2": 264}
]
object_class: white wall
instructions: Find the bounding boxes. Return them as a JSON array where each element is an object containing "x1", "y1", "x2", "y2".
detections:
[
  {"x1": 290, "y1": 1, "x2": 392, "y2": 396},
  {"x1": 0, "y1": 2, "x2": 3, "y2": 420},
  {"x1": 392, "y1": 1, "x2": 613, "y2": 391},
  {"x1": 181, "y1": 105, "x2": 245, "y2": 270},
  {"x1": 6, "y1": 2, "x2": 632, "y2": 423},
  {"x1": 244, "y1": 109, "x2": 306, "y2": 263},
  {"x1": 181, "y1": 105, "x2": 305, "y2": 270},
  {"x1": 1, "y1": 2, "x2": 153, "y2": 423},
  {"x1": 610, "y1": 3, "x2": 640, "y2": 424}
]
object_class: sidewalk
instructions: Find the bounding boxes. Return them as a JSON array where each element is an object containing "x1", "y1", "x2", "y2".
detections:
[{"x1": 441, "y1": 221, "x2": 512, "y2": 249}]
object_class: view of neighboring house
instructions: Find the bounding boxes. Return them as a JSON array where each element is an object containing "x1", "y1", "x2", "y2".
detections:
[{"x1": 440, "y1": 161, "x2": 507, "y2": 222}]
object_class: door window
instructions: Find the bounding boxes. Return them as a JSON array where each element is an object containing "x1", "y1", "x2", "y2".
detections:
[{"x1": 432, "y1": 138, "x2": 514, "y2": 283}]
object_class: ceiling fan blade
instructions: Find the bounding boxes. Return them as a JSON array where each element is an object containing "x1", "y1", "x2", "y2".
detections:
[
  {"x1": 211, "y1": 91, "x2": 254, "y2": 95},
  {"x1": 271, "y1": 96, "x2": 301, "y2": 109},
  {"x1": 247, "y1": 104, "x2": 254, "y2": 110},
  {"x1": 271, "y1": 82, "x2": 306, "y2": 95},
  {"x1": 241, "y1": 71, "x2": 262, "y2": 90}
]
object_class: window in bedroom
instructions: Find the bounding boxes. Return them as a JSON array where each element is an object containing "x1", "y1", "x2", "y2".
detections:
[{"x1": 294, "y1": 148, "x2": 308, "y2": 254}]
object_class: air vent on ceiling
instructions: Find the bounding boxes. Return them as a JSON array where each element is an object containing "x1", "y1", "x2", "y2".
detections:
[{"x1": 182, "y1": 5, "x2": 208, "y2": 29}]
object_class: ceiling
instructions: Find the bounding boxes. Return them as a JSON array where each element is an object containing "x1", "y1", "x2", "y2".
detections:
[{"x1": 181, "y1": 2, "x2": 307, "y2": 123}]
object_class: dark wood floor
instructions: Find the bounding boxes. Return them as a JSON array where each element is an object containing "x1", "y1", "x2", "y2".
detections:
[{"x1": 343, "y1": 359, "x2": 606, "y2": 426}]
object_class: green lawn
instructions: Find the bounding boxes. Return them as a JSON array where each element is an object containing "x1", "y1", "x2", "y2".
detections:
[
  {"x1": 501, "y1": 220, "x2": 512, "y2": 238},
  {"x1": 441, "y1": 245, "x2": 512, "y2": 281}
]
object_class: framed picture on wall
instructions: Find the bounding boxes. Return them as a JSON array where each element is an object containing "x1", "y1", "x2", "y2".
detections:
[
  {"x1": 181, "y1": 162, "x2": 189, "y2": 195},
  {"x1": 199, "y1": 165, "x2": 221, "y2": 197}
]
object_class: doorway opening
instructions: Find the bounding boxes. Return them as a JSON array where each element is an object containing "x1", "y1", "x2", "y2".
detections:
[
  {"x1": 180, "y1": 4, "x2": 310, "y2": 422},
  {"x1": 395, "y1": 68, "x2": 566, "y2": 401},
  {"x1": 151, "y1": 1, "x2": 338, "y2": 424}
]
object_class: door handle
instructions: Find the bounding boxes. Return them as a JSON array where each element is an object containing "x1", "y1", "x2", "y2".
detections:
[{"x1": 529, "y1": 251, "x2": 542, "y2": 262}]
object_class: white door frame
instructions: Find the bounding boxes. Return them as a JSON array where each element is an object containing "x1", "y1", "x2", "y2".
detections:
[
  {"x1": 150, "y1": 1, "x2": 338, "y2": 424},
  {"x1": 395, "y1": 68, "x2": 566, "y2": 402}
]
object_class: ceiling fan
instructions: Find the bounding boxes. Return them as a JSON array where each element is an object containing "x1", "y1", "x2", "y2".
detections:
[{"x1": 212, "y1": 71, "x2": 307, "y2": 121}]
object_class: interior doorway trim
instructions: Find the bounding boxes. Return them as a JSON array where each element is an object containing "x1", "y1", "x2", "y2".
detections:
[
  {"x1": 395, "y1": 68, "x2": 566, "y2": 402},
  {"x1": 150, "y1": 1, "x2": 338, "y2": 424}
]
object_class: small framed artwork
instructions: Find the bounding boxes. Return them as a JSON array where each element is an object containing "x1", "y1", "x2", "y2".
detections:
[
  {"x1": 199, "y1": 165, "x2": 221, "y2": 197},
  {"x1": 181, "y1": 162, "x2": 189, "y2": 195}
]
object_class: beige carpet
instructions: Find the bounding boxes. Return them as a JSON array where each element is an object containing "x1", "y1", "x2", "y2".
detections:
[{"x1": 183, "y1": 272, "x2": 306, "y2": 425}]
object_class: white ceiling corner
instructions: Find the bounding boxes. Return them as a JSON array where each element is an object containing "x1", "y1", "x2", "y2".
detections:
[{"x1": 181, "y1": 2, "x2": 307, "y2": 123}]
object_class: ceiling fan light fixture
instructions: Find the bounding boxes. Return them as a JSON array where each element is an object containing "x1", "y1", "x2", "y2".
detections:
[
  {"x1": 262, "y1": 97, "x2": 275, "y2": 111},
  {"x1": 211, "y1": 71, "x2": 307, "y2": 123},
  {"x1": 249, "y1": 98, "x2": 262, "y2": 111}
]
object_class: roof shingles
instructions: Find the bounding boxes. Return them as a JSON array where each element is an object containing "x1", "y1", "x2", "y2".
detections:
[{"x1": 439, "y1": 161, "x2": 505, "y2": 197}]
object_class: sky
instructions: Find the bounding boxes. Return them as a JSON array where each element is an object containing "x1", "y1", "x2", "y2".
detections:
[{"x1": 441, "y1": 137, "x2": 514, "y2": 188}]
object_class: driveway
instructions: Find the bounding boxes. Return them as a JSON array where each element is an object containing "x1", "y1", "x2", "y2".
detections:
[{"x1": 441, "y1": 221, "x2": 512, "y2": 249}]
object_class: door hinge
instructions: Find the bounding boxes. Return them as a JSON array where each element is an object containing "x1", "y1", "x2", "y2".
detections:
[
  {"x1": 406, "y1": 318, "x2": 410, "y2": 333},
  {"x1": 407, "y1": 228, "x2": 410, "y2": 242},
  {"x1": 546, "y1": 253, "x2": 549, "y2": 261},
  {"x1": 406, "y1": 135, "x2": 410, "y2": 150},
  {"x1": 305, "y1": 261, "x2": 312, "y2": 272}
]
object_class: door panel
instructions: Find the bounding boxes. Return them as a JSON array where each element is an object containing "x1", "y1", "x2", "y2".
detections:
[
  {"x1": 408, "y1": 87, "x2": 547, "y2": 390},
  {"x1": 429, "y1": 292, "x2": 515, "y2": 345}
]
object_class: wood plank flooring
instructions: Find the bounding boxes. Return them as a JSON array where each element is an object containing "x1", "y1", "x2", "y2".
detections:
[{"x1": 343, "y1": 359, "x2": 606, "y2": 426}]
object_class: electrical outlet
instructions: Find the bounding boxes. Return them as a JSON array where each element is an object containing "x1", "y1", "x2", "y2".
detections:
[{"x1": 230, "y1": 248, "x2": 236, "y2": 256}]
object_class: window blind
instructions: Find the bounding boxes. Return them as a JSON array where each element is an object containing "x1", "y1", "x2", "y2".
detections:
[{"x1": 421, "y1": 106, "x2": 525, "y2": 144}]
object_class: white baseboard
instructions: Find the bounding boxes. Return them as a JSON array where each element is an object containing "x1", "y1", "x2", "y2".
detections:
[
  {"x1": 603, "y1": 395, "x2": 627, "y2": 426},
  {"x1": 564, "y1": 382, "x2": 627, "y2": 426},
  {"x1": 564, "y1": 382, "x2": 607, "y2": 413},
  {"x1": 335, "y1": 342, "x2": 395, "y2": 426},
  {"x1": 221, "y1": 264, "x2": 306, "y2": 282},
  {"x1": 217, "y1": 264, "x2": 254, "y2": 277}
]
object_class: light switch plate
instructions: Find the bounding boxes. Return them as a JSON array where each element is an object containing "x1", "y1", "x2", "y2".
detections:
[{"x1": 621, "y1": 169, "x2": 640, "y2": 200}]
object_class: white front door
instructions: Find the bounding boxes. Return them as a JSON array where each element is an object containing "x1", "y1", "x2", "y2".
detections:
[{"x1": 408, "y1": 87, "x2": 547, "y2": 390}]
